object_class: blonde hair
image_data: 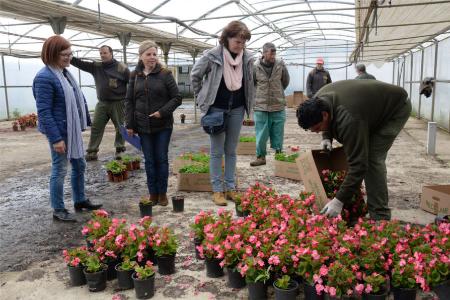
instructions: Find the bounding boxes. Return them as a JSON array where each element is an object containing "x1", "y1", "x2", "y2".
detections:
[{"x1": 138, "y1": 40, "x2": 158, "y2": 56}]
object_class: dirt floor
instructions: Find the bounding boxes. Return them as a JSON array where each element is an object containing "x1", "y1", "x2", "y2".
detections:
[{"x1": 0, "y1": 103, "x2": 448, "y2": 299}]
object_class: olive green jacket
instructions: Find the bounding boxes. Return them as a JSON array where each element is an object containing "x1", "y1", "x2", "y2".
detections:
[{"x1": 317, "y1": 80, "x2": 409, "y2": 204}]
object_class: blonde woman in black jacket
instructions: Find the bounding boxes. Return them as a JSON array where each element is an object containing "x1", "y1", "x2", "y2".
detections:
[{"x1": 125, "y1": 40, "x2": 182, "y2": 206}]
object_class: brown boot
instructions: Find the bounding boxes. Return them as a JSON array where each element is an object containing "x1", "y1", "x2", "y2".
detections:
[
  {"x1": 158, "y1": 194, "x2": 168, "y2": 206},
  {"x1": 225, "y1": 191, "x2": 240, "y2": 203},
  {"x1": 250, "y1": 156, "x2": 266, "y2": 167},
  {"x1": 213, "y1": 192, "x2": 227, "y2": 206},
  {"x1": 150, "y1": 194, "x2": 159, "y2": 206}
]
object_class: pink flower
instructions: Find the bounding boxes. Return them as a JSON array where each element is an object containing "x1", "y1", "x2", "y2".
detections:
[
  {"x1": 319, "y1": 265, "x2": 328, "y2": 276},
  {"x1": 355, "y1": 284, "x2": 364, "y2": 295},
  {"x1": 81, "y1": 227, "x2": 90, "y2": 235},
  {"x1": 268, "y1": 255, "x2": 281, "y2": 265},
  {"x1": 311, "y1": 250, "x2": 320, "y2": 260},
  {"x1": 93, "y1": 221, "x2": 101, "y2": 229},
  {"x1": 365, "y1": 284, "x2": 373, "y2": 294},
  {"x1": 399, "y1": 259, "x2": 406, "y2": 267},
  {"x1": 240, "y1": 264, "x2": 249, "y2": 276},
  {"x1": 249, "y1": 235, "x2": 257, "y2": 243},
  {"x1": 329, "y1": 286, "x2": 337, "y2": 297},
  {"x1": 315, "y1": 284, "x2": 324, "y2": 295}
]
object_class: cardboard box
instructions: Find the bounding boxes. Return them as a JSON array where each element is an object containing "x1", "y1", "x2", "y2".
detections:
[
  {"x1": 420, "y1": 185, "x2": 450, "y2": 215},
  {"x1": 286, "y1": 94, "x2": 295, "y2": 108},
  {"x1": 237, "y1": 141, "x2": 256, "y2": 155},
  {"x1": 177, "y1": 173, "x2": 212, "y2": 192},
  {"x1": 296, "y1": 147, "x2": 348, "y2": 209},
  {"x1": 293, "y1": 91, "x2": 306, "y2": 106},
  {"x1": 274, "y1": 160, "x2": 302, "y2": 181}
]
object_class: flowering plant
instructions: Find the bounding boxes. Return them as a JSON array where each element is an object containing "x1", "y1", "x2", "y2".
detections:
[
  {"x1": 363, "y1": 272, "x2": 387, "y2": 295},
  {"x1": 117, "y1": 257, "x2": 138, "y2": 271},
  {"x1": 324, "y1": 261, "x2": 357, "y2": 297},
  {"x1": 152, "y1": 226, "x2": 178, "y2": 257},
  {"x1": 320, "y1": 169, "x2": 367, "y2": 224},
  {"x1": 240, "y1": 257, "x2": 271, "y2": 283},
  {"x1": 134, "y1": 260, "x2": 155, "y2": 279},
  {"x1": 391, "y1": 257, "x2": 420, "y2": 289},
  {"x1": 62, "y1": 246, "x2": 88, "y2": 267},
  {"x1": 197, "y1": 209, "x2": 232, "y2": 259},
  {"x1": 84, "y1": 253, "x2": 105, "y2": 273},
  {"x1": 93, "y1": 218, "x2": 127, "y2": 262},
  {"x1": 190, "y1": 210, "x2": 216, "y2": 241},
  {"x1": 81, "y1": 210, "x2": 112, "y2": 243}
]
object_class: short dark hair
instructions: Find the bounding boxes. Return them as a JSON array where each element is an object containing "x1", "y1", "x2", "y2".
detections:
[
  {"x1": 356, "y1": 63, "x2": 366, "y2": 72},
  {"x1": 41, "y1": 35, "x2": 71, "y2": 66},
  {"x1": 100, "y1": 45, "x2": 113, "y2": 54},
  {"x1": 219, "y1": 21, "x2": 251, "y2": 48},
  {"x1": 296, "y1": 97, "x2": 330, "y2": 130},
  {"x1": 262, "y1": 42, "x2": 276, "y2": 53}
]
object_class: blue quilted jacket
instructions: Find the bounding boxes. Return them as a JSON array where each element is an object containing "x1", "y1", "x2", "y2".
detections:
[{"x1": 33, "y1": 66, "x2": 91, "y2": 144}]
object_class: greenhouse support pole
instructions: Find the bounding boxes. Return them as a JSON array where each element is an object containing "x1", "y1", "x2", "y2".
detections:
[
  {"x1": 409, "y1": 51, "x2": 413, "y2": 101},
  {"x1": 345, "y1": 41, "x2": 348, "y2": 80},
  {"x1": 189, "y1": 48, "x2": 199, "y2": 124},
  {"x1": 431, "y1": 40, "x2": 439, "y2": 122},
  {"x1": 1, "y1": 54, "x2": 10, "y2": 120},
  {"x1": 302, "y1": 42, "x2": 306, "y2": 91},
  {"x1": 418, "y1": 47, "x2": 425, "y2": 119},
  {"x1": 116, "y1": 32, "x2": 131, "y2": 64},
  {"x1": 402, "y1": 56, "x2": 406, "y2": 89},
  {"x1": 392, "y1": 59, "x2": 395, "y2": 85}
]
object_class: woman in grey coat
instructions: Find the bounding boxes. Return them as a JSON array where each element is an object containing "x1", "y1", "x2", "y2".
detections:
[{"x1": 191, "y1": 21, "x2": 255, "y2": 206}]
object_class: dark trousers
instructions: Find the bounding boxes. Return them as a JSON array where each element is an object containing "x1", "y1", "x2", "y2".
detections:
[{"x1": 139, "y1": 128, "x2": 172, "y2": 195}]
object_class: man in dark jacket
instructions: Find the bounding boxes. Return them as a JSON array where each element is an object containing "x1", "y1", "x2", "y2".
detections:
[
  {"x1": 296, "y1": 80, "x2": 411, "y2": 221},
  {"x1": 306, "y1": 58, "x2": 332, "y2": 98},
  {"x1": 355, "y1": 64, "x2": 376, "y2": 80},
  {"x1": 71, "y1": 45, "x2": 130, "y2": 160}
]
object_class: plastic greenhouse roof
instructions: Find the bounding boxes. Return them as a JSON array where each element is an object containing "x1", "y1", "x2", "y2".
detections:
[
  {"x1": 0, "y1": 0, "x2": 449, "y2": 65},
  {"x1": 0, "y1": 0, "x2": 356, "y2": 63}
]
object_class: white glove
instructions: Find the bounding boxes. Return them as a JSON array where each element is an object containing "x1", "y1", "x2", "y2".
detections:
[
  {"x1": 320, "y1": 139, "x2": 332, "y2": 151},
  {"x1": 320, "y1": 198, "x2": 344, "y2": 217}
]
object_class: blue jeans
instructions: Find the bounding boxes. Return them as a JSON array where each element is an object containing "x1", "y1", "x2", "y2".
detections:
[
  {"x1": 209, "y1": 106, "x2": 245, "y2": 192},
  {"x1": 254, "y1": 110, "x2": 286, "y2": 157},
  {"x1": 49, "y1": 142, "x2": 86, "y2": 210},
  {"x1": 139, "y1": 128, "x2": 173, "y2": 195}
]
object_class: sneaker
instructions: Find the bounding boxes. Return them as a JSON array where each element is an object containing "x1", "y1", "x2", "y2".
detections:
[
  {"x1": 225, "y1": 191, "x2": 240, "y2": 203},
  {"x1": 85, "y1": 152, "x2": 98, "y2": 161},
  {"x1": 213, "y1": 192, "x2": 227, "y2": 206},
  {"x1": 53, "y1": 209, "x2": 77, "y2": 222},
  {"x1": 250, "y1": 156, "x2": 266, "y2": 167},
  {"x1": 74, "y1": 199, "x2": 103, "y2": 212},
  {"x1": 158, "y1": 194, "x2": 168, "y2": 206}
]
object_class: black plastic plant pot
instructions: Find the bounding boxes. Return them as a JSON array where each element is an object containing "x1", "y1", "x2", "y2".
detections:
[
  {"x1": 83, "y1": 267, "x2": 107, "y2": 292},
  {"x1": 432, "y1": 279, "x2": 450, "y2": 300},
  {"x1": 68, "y1": 265, "x2": 86, "y2": 286},
  {"x1": 193, "y1": 237, "x2": 204, "y2": 260},
  {"x1": 139, "y1": 203, "x2": 152, "y2": 218},
  {"x1": 392, "y1": 287, "x2": 417, "y2": 300},
  {"x1": 156, "y1": 254, "x2": 175, "y2": 275},
  {"x1": 132, "y1": 272, "x2": 155, "y2": 299},
  {"x1": 362, "y1": 291, "x2": 389, "y2": 300},
  {"x1": 247, "y1": 281, "x2": 268, "y2": 300},
  {"x1": 171, "y1": 196, "x2": 184, "y2": 212},
  {"x1": 274, "y1": 280, "x2": 299, "y2": 300},
  {"x1": 115, "y1": 264, "x2": 134, "y2": 290},
  {"x1": 227, "y1": 267, "x2": 246, "y2": 289},
  {"x1": 303, "y1": 281, "x2": 324, "y2": 300},
  {"x1": 205, "y1": 257, "x2": 224, "y2": 278},
  {"x1": 106, "y1": 259, "x2": 119, "y2": 281}
]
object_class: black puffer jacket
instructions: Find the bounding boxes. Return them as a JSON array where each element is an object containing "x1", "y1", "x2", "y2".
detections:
[{"x1": 125, "y1": 62, "x2": 182, "y2": 133}]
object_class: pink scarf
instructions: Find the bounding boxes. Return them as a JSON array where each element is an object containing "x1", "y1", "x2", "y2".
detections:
[{"x1": 222, "y1": 47, "x2": 243, "y2": 91}]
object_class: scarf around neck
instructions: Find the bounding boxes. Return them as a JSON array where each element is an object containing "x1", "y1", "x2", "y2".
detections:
[
  {"x1": 48, "y1": 66, "x2": 87, "y2": 159},
  {"x1": 222, "y1": 47, "x2": 243, "y2": 91}
]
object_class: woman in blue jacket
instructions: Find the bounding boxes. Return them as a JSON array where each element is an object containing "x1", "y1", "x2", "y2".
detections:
[{"x1": 33, "y1": 35, "x2": 102, "y2": 222}]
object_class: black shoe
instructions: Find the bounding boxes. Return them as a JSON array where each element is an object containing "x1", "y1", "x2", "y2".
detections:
[
  {"x1": 115, "y1": 147, "x2": 126, "y2": 159},
  {"x1": 53, "y1": 209, "x2": 77, "y2": 222},
  {"x1": 74, "y1": 199, "x2": 103, "y2": 212},
  {"x1": 85, "y1": 152, "x2": 98, "y2": 161}
]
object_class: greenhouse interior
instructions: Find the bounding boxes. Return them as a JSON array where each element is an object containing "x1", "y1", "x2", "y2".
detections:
[{"x1": 0, "y1": 0, "x2": 449, "y2": 299}]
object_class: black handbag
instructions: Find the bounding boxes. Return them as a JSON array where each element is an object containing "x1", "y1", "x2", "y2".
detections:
[
  {"x1": 201, "y1": 110, "x2": 227, "y2": 135},
  {"x1": 201, "y1": 95, "x2": 233, "y2": 135}
]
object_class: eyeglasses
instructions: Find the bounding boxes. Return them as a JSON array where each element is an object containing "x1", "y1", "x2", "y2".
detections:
[{"x1": 59, "y1": 52, "x2": 73, "y2": 58}]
